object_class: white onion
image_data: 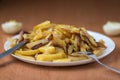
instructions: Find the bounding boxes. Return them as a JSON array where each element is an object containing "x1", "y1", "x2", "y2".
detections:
[
  {"x1": 103, "y1": 21, "x2": 120, "y2": 36},
  {"x1": 1, "y1": 20, "x2": 22, "y2": 34}
]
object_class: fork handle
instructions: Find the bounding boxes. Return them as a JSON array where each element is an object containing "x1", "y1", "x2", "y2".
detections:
[{"x1": 91, "y1": 56, "x2": 120, "y2": 74}]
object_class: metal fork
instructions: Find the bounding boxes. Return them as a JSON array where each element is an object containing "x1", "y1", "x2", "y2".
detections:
[{"x1": 76, "y1": 52, "x2": 120, "y2": 74}]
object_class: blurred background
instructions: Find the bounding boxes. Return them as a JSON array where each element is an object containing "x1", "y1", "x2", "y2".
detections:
[
  {"x1": 0, "y1": 0, "x2": 120, "y2": 80},
  {"x1": 0, "y1": 0, "x2": 120, "y2": 32}
]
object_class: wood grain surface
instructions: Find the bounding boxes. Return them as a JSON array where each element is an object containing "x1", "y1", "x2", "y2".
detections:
[{"x1": 0, "y1": 0, "x2": 120, "y2": 80}]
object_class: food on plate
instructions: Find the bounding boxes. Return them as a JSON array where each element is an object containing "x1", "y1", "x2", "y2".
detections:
[
  {"x1": 103, "y1": 21, "x2": 120, "y2": 36},
  {"x1": 10, "y1": 21, "x2": 106, "y2": 62},
  {"x1": 1, "y1": 20, "x2": 22, "y2": 34}
]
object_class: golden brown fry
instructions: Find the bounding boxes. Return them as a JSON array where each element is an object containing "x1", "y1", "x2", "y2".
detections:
[
  {"x1": 10, "y1": 21, "x2": 106, "y2": 62},
  {"x1": 15, "y1": 49, "x2": 39, "y2": 56}
]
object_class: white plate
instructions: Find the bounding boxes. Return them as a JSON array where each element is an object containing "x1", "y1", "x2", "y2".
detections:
[{"x1": 4, "y1": 31, "x2": 115, "y2": 66}]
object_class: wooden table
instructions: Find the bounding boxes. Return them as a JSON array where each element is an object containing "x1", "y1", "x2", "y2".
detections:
[{"x1": 0, "y1": 0, "x2": 120, "y2": 80}]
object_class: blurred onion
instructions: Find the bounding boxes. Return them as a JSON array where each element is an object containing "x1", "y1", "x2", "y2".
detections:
[
  {"x1": 1, "y1": 20, "x2": 22, "y2": 34},
  {"x1": 103, "y1": 21, "x2": 120, "y2": 36}
]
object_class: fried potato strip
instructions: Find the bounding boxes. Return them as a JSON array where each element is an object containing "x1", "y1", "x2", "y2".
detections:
[{"x1": 10, "y1": 21, "x2": 106, "y2": 62}]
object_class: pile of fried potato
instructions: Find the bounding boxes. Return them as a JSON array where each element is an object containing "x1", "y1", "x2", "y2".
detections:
[{"x1": 10, "y1": 21, "x2": 106, "y2": 62}]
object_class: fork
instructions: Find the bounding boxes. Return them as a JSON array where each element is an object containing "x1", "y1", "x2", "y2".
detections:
[{"x1": 76, "y1": 52, "x2": 120, "y2": 74}]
